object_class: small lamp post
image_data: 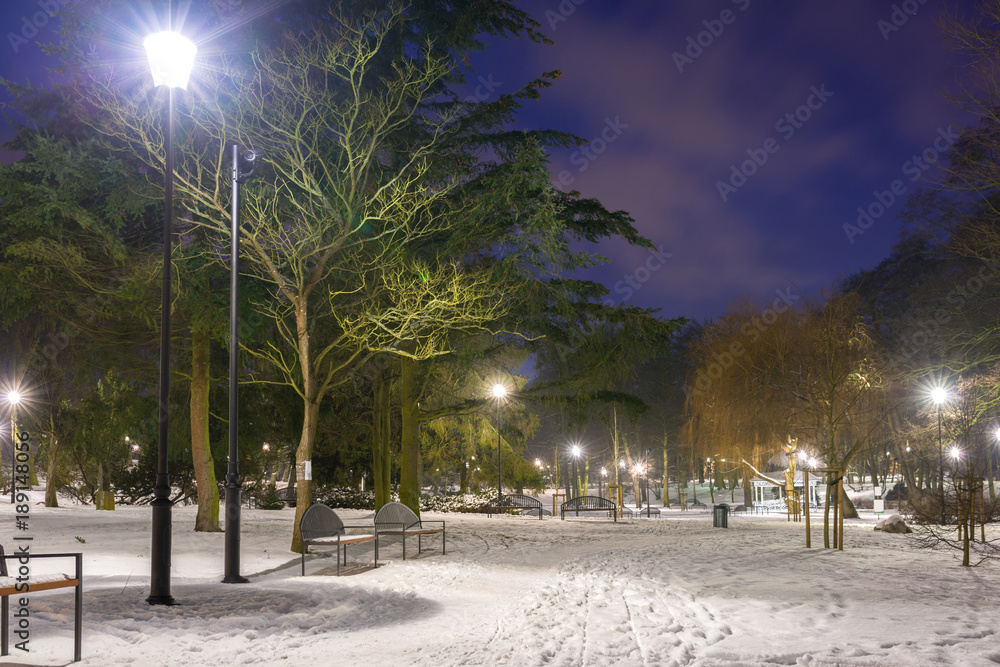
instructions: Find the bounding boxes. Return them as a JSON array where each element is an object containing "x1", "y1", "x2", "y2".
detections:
[
  {"x1": 634, "y1": 462, "x2": 647, "y2": 512},
  {"x1": 492, "y1": 384, "x2": 506, "y2": 505},
  {"x1": 931, "y1": 386, "x2": 949, "y2": 525},
  {"x1": 6, "y1": 391, "x2": 21, "y2": 503},
  {"x1": 144, "y1": 29, "x2": 197, "y2": 606},
  {"x1": 599, "y1": 467, "x2": 607, "y2": 498}
]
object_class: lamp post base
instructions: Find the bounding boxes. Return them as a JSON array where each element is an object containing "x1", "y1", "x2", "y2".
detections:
[{"x1": 147, "y1": 497, "x2": 176, "y2": 605}]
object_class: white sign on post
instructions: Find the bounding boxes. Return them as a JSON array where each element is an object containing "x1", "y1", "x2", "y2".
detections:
[
  {"x1": 873, "y1": 498, "x2": 885, "y2": 514},
  {"x1": 304, "y1": 460, "x2": 312, "y2": 481}
]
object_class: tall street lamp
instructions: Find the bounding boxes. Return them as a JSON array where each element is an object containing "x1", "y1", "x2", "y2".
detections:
[
  {"x1": 144, "y1": 29, "x2": 197, "y2": 606},
  {"x1": 571, "y1": 444, "x2": 582, "y2": 497},
  {"x1": 223, "y1": 144, "x2": 260, "y2": 585},
  {"x1": 599, "y1": 467, "x2": 607, "y2": 498},
  {"x1": 492, "y1": 384, "x2": 506, "y2": 505},
  {"x1": 7, "y1": 391, "x2": 21, "y2": 503},
  {"x1": 931, "y1": 386, "x2": 949, "y2": 526}
]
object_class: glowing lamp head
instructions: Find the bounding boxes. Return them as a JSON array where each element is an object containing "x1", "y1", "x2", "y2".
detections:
[
  {"x1": 931, "y1": 387, "x2": 948, "y2": 405},
  {"x1": 601, "y1": 467, "x2": 607, "y2": 477},
  {"x1": 144, "y1": 32, "x2": 197, "y2": 89},
  {"x1": 634, "y1": 463, "x2": 645, "y2": 475},
  {"x1": 950, "y1": 446, "x2": 961, "y2": 460},
  {"x1": 798, "y1": 451, "x2": 807, "y2": 461},
  {"x1": 535, "y1": 459, "x2": 542, "y2": 467},
  {"x1": 492, "y1": 384, "x2": 506, "y2": 399},
  {"x1": 571, "y1": 445, "x2": 581, "y2": 458},
  {"x1": 6, "y1": 391, "x2": 21, "y2": 405}
]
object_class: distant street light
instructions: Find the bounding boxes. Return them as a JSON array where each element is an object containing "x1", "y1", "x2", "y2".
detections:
[
  {"x1": 6, "y1": 391, "x2": 21, "y2": 503},
  {"x1": 144, "y1": 28, "x2": 197, "y2": 607},
  {"x1": 492, "y1": 384, "x2": 506, "y2": 505},
  {"x1": 931, "y1": 386, "x2": 950, "y2": 525},
  {"x1": 571, "y1": 444, "x2": 582, "y2": 497}
]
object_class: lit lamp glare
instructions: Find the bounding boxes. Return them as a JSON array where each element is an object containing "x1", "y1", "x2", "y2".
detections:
[
  {"x1": 492, "y1": 384, "x2": 506, "y2": 399},
  {"x1": 931, "y1": 387, "x2": 948, "y2": 404},
  {"x1": 143, "y1": 32, "x2": 197, "y2": 89},
  {"x1": 6, "y1": 391, "x2": 21, "y2": 406},
  {"x1": 950, "y1": 446, "x2": 961, "y2": 460}
]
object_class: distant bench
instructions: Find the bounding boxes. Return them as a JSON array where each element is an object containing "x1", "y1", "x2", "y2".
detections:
[
  {"x1": 299, "y1": 504, "x2": 378, "y2": 576},
  {"x1": 486, "y1": 493, "x2": 544, "y2": 520},
  {"x1": 375, "y1": 502, "x2": 446, "y2": 560},
  {"x1": 560, "y1": 495, "x2": 618, "y2": 522},
  {"x1": 1, "y1": 544, "x2": 82, "y2": 662}
]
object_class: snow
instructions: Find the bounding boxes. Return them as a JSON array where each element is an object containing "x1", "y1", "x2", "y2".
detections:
[{"x1": 4, "y1": 491, "x2": 1000, "y2": 666}]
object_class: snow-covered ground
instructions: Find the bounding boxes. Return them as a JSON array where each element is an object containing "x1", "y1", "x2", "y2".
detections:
[{"x1": 3, "y1": 491, "x2": 1000, "y2": 666}]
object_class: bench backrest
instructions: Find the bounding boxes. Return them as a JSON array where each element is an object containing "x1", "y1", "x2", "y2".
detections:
[
  {"x1": 495, "y1": 494, "x2": 542, "y2": 509},
  {"x1": 375, "y1": 501, "x2": 420, "y2": 531},
  {"x1": 562, "y1": 495, "x2": 616, "y2": 511},
  {"x1": 299, "y1": 503, "x2": 346, "y2": 541}
]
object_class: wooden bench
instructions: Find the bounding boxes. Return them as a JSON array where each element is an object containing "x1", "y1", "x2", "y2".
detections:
[
  {"x1": 374, "y1": 502, "x2": 445, "y2": 560},
  {"x1": 560, "y1": 495, "x2": 618, "y2": 522},
  {"x1": 486, "y1": 493, "x2": 544, "y2": 520},
  {"x1": 1, "y1": 544, "x2": 82, "y2": 662},
  {"x1": 299, "y1": 504, "x2": 378, "y2": 576}
]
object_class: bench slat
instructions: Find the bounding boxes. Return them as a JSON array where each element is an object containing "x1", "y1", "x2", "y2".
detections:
[{"x1": 0, "y1": 578, "x2": 79, "y2": 597}]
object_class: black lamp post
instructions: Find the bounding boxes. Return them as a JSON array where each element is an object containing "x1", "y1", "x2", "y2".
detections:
[
  {"x1": 223, "y1": 144, "x2": 259, "y2": 584},
  {"x1": 144, "y1": 29, "x2": 197, "y2": 606},
  {"x1": 492, "y1": 384, "x2": 506, "y2": 504},
  {"x1": 571, "y1": 445, "x2": 582, "y2": 497},
  {"x1": 931, "y1": 387, "x2": 948, "y2": 526}
]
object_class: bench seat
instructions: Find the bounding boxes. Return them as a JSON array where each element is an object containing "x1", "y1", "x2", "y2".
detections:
[
  {"x1": 374, "y1": 502, "x2": 446, "y2": 560},
  {"x1": 299, "y1": 504, "x2": 379, "y2": 576}
]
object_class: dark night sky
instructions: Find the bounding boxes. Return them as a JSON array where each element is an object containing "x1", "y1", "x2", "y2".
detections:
[{"x1": 0, "y1": 1, "x2": 983, "y2": 322}]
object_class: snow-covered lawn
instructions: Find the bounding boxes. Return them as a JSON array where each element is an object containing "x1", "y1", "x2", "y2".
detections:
[{"x1": 4, "y1": 496, "x2": 1000, "y2": 666}]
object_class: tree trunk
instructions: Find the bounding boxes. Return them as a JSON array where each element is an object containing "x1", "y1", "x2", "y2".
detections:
[
  {"x1": 840, "y1": 483, "x2": 859, "y2": 519},
  {"x1": 190, "y1": 329, "x2": 221, "y2": 532},
  {"x1": 662, "y1": 443, "x2": 670, "y2": 506},
  {"x1": 743, "y1": 466, "x2": 753, "y2": 506},
  {"x1": 372, "y1": 364, "x2": 392, "y2": 510},
  {"x1": 45, "y1": 413, "x2": 59, "y2": 507},
  {"x1": 398, "y1": 356, "x2": 421, "y2": 515},
  {"x1": 290, "y1": 301, "x2": 319, "y2": 554}
]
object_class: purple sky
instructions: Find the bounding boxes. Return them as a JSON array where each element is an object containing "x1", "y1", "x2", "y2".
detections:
[
  {"x1": 0, "y1": 1, "x2": 980, "y2": 322},
  {"x1": 467, "y1": 1, "x2": 979, "y2": 321}
]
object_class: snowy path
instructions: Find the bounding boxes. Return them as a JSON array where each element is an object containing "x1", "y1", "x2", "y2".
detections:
[{"x1": 5, "y1": 502, "x2": 1000, "y2": 666}]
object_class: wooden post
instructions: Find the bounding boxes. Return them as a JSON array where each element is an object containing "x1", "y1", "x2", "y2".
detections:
[
  {"x1": 837, "y1": 471, "x2": 844, "y2": 551},
  {"x1": 552, "y1": 493, "x2": 566, "y2": 519}
]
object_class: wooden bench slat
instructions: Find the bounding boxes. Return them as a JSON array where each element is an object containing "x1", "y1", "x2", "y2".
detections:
[{"x1": 0, "y1": 578, "x2": 79, "y2": 597}]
